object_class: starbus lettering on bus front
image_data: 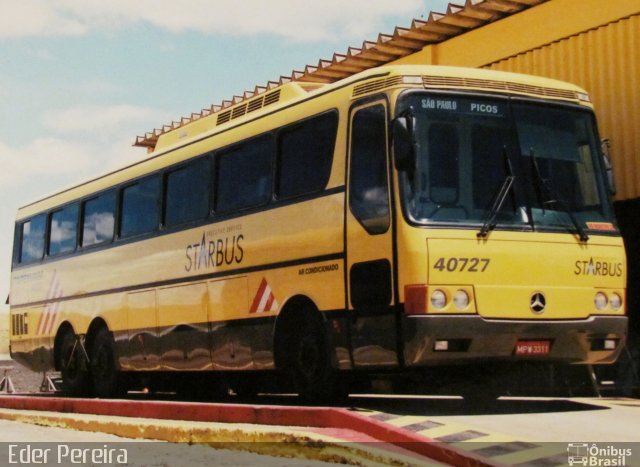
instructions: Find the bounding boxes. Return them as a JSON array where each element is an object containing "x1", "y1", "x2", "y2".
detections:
[{"x1": 574, "y1": 257, "x2": 623, "y2": 277}]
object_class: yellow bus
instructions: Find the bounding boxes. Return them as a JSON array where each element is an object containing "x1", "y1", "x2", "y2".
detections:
[{"x1": 9, "y1": 65, "x2": 627, "y2": 400}]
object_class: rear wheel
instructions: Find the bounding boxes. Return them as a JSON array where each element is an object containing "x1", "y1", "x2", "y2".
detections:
[
  {"x1": 58, "y1": 331, "x2": 90, "y2": 397},
  {"x1": 90, "y1": 328, "x2": 124, "y2": 398}
]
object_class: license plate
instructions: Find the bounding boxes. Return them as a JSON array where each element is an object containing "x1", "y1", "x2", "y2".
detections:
[{"x1": 515, "y1": 340, "x2": 551, "y2": 356}]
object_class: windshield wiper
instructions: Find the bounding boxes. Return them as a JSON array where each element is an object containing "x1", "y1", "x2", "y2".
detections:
[
  {"x1": 528, "y1": 148, "x2": 589, "y2": 243},
  {"x1": 478, "y1": 146, "x2": 515, "y2": 239}
]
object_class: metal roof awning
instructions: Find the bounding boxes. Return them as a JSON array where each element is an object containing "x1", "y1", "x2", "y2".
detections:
[{"x1": 134, "y1": 0, "x2": 548, "y2": 151}]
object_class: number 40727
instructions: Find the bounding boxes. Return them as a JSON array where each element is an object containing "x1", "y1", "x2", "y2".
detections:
[{"x1": 433, "y1": 257, "x2": 490, "y2": 273}]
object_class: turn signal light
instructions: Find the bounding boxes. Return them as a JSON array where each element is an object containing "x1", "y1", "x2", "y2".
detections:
[
  {"x1": 577, "y1": 91, "x2": 591, "y2": 103},
  {"x1": 405, "y1": 285, "x2": 476, "y2": 314},
  {"x1": 404, "y1": 285, "x2": 428, "y2": 315},
  {"x1": 401, "y1": 75, "x2": 423, "y2": 85}
]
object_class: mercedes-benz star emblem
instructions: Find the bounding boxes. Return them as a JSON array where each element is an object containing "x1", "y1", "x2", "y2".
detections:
[{"x1": 530, "y1": 292, "x2": 546, "y2": 314}]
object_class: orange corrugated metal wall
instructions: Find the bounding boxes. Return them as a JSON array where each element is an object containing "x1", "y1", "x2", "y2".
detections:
[{"x1": 486, "y1": 14, "x2": 640, "y2": 201}]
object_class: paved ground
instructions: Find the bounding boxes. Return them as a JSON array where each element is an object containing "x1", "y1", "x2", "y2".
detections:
[
  {"x1": 0, "y1": 358, "x2": 46, "y2": 393},
  {"x1": 0, "y1": 362, "x2": 364, "y2": 466},
  {"x1": 0, "y1": 418, "x2": 350, "y2": 467},
  {"x1": 349, "y1": 395, "x2": 640, "y2": 466},
  {"x1": 351, "y1": 394, "x2": 640, "y2": 443},
  {"x1": 4, "y1": 358, "x2": 640, "y2": 466},
  {"x1": 429, "y1": 397, "x2": 640, "y2": 443}
]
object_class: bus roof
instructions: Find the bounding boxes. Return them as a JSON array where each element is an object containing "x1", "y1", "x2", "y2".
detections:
[
  {"x1": 142, "y1": 63, "x2": 590, "y2": 153},
  {"x1": 134, "y1": 0, "x2": 549, "y2": 152}
]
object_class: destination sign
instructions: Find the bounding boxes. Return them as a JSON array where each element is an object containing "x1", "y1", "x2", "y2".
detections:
[{"x1": 420, "y1": 97, "x2": 506, "y2": 118}]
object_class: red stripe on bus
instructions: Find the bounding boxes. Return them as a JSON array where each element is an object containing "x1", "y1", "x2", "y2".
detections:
[
  {"x1": 40, "y1": 309, "x2": 52, "y2": 336},
  {"x1": 264, "y1": 292, "x2": 274, "y2": 312},
  {"x1": 250, "y1": 278, "x2": 268, "y2": 313}
]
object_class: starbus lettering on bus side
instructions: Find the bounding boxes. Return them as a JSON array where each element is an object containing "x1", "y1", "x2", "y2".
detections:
[{"x1": 185, "y1": 231, "x2": 244, "y2": 272}]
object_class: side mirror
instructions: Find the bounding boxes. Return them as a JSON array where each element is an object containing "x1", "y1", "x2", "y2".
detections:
[
  {"x1": 601, "y1": 138, "x2": 617, "y2": 196},
  {"x1": 393, "y1": 116, "x2": 417, "y2": 172}
]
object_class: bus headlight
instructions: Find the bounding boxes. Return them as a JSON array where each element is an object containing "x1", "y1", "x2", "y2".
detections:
[
  {"x1": 453, "y1": 290, "x2": 470, "y2": 310},
  {"x1": 610, "y1": 293, "x2": 622, "y2": 311},
  {"x1": 594, "y1": 292, "x2": 608, "y2": 310},
  {"x1": 430, "y1": 290, "x2": 447, "y2": 310}
]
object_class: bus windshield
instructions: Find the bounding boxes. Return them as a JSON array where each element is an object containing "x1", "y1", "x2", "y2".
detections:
[{"x1": 397, "y1": 93, "x2": 616, "y2": 234}]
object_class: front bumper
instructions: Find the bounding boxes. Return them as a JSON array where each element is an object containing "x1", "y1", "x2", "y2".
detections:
[{"x1": 403, "y1": 315, "x2": 627, "y2": 366}]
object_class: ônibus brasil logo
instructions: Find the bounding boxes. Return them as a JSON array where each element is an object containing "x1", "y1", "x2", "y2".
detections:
[{"x1": 567, "y1": 443, "x2": 632, "y2": 466}]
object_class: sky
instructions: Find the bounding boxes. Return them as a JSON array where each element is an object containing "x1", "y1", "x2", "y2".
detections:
[{"x1": 0, "y1": 0, "x2": 451, "y2": 313}]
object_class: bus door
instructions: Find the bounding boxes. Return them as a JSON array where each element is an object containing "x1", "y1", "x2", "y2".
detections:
[{"x1": 346, "y1": 101, "x2": 398, "y2": 368}]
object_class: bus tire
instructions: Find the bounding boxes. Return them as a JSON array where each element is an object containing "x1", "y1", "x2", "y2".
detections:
[
  {"x1": 58, "y1": 331, "x2": 91, "y2": 397},
  {"x1": 289, "y1": 311, "x2": 336, "y2": 403},
  {"x1": 90, "y1": 328, "x2": 124, "y2": 398}
]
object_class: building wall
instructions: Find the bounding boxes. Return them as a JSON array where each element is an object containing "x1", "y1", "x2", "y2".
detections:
[
  {"x1": 485, "y1": 14, "x2": 640, "y2": 202},
  {"x1": 393, "y1": 0, "x2": 640, "y2": 202},
  {"x1": 481, "y1": 13, "x2": 640, "y2": 338}
]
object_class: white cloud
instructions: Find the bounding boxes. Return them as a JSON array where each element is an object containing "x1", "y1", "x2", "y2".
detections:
[
  {"x1": 0, "y1": 0, "x2": 428, "y2": 41},
  {"x1": 0, "y1": 135, "x2": 151, "y2": 234},
  {"x1": 0, "y1": 103, "x2": 167, "y2": 198},
  {"x1": 43, "y1": 104, "x2": 169, "y2": 135},
  {"x1": 100, "y1": 135, "x2": 151, "y2": 172},
  {"x1": 0, "y1": 0, "x2": 86, "y2": 38},
  {"x1": 0, "y1": 137, "x2": 94, "y2": 188},
  {"x1": 0, "y1": 113, "x2": 157, "y2": 191}
]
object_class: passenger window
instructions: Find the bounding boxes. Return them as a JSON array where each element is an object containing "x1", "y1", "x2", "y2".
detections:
[
  {"x1": 216, "y1": 136, "x2": 273, "y2": 212},
  {"x1": 277, "y1": 112, "x2": 337, "y2": 199},
  {"x1": 120, "y1": 176, "x2": 161, "y2": 238},
  {"x1": 49, "y1": 204, "x2": 79, "y2": 256},
  {"x1": 19, "y1": 214, "x2": 46, "y2": 263},
  {"x1": 82, "y1": 191, "x2": 116, "y2": 247},
  {"x1": 165, "y1": 158, "x2": 210, "y2": 226},
  {"x1": 428, "y1": 124, "x2": 459, "y2": 205},
  {"x1": 349, "y1": 105, "x2": 390, "y2": 234}
]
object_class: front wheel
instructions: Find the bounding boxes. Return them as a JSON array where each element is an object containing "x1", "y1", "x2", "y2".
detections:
[
  {"x1": 58, "y1": 331, "x2": 91, "y2": 397},
  {"x1": 90, "y1": 328, "x2": 125, "y2": 398},
  {"x1": 288, "y1": 312, "x2": 341, "y2": 403}
]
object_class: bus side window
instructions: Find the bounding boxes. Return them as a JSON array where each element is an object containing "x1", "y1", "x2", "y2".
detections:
[
  {"x1": 216, "y1": 135, "x2": 274, "y2": 213},
  {"x1": 349, "y1": 105, "x2": 390, "y2": 234},
  {"x1": 120, "y1": 176, "x2": 161, "y2": 238},
  {"x1": 81, "y1": 191, "x2": 116, "y2": 247},
  {"x1": 165, "y1": 157, "x2": 210, "y2": 227},
  {"x1": 277, "y1": 112, "x2": 337, "y2": 199},
  {"x1": 19, "y1": 214, "x2": 46, "y2": 264},
  {"x1": 49, "y1": 204, "x2": 79, "y2": 256}
]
